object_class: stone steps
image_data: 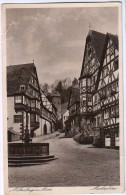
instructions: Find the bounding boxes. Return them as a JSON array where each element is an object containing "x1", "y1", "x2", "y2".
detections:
[{"x1": 8, "y1": 155, "x2": 57, "y2": 166}]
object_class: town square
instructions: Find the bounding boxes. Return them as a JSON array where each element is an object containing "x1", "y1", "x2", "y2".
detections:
[{"x1": 4, "y1": 3, "x2": 122, "y2": 191}]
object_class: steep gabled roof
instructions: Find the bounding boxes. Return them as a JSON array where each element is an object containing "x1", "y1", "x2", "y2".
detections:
[
  {"x1": 96, "y1": 33, "x2": 118, "y2": 91},
  {"x1": 89, "y1": 30, "x2": 106, "y2": 62},
  {"x1": 80, "y1": 30, "x2": 106, "y2": 77},
  {"x1": 7, "y1": 63, "x2": 35, "y2": 96}
]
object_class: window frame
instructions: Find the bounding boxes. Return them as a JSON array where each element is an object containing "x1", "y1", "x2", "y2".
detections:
[{"x1": 14, "y1": 115, "x2": 22, "y2": 123}]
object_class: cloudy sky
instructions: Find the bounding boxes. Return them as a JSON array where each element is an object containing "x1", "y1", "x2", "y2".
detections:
[{"x1": 6, "y1": 5, "x2": 118, "y2": 85}]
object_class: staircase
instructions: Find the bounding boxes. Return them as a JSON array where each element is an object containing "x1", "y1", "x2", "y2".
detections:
[{"x1": 8, "y1": 154, "x2": 57, "y2": 166}]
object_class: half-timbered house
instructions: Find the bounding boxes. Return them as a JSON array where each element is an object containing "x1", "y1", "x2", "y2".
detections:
[
  {"x1": 35, "y1": 91, "x2": 57, "y2": 136},
  {"x1": 79, "y1": 30, "x2": 119, "y2": 148},
  {"x1": 7, "y1": 63, "x2": 42, "y2": 141},
  {"x1": 67, "y1": 79, "x2": 80, "y2": 135},
  {"x1": 7, "y1": 63, "x2": 58, "y2": 141}
]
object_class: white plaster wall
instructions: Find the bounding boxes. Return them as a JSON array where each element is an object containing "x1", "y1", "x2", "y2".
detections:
[
  {"x1": 7, "y1": 97, "x2": 21, "y2": 134},
  {"x1": 63, "y1": 110, "x2": 69, "y2": 130},
  {"x1": 7, "y1": 97, "x2": 31, "y2": 135},
  {"x1": 35, "y1": 119, "x2": 51, "y2": 136}
]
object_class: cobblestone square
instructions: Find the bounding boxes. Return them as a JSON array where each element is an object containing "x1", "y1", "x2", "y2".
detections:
[{"x1": 9, "y1": 135, "x2": 120, "y2": 187}]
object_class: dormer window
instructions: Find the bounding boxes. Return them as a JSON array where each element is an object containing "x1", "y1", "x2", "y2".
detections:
[
  {"x1": 29, "y1": 89, "x2": 33, "y2": 95},
  {"x1": 20, "y1": 85, "x2": 25, "y2": 91}
]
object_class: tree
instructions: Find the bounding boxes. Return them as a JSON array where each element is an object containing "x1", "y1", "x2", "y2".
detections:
[
  {"x1": 40, "y1": 82, "x2": 50, "y2": 94},
  {"x1": 72, "y1": 77, "x2": 78, "y2": 86},
  {"x1": 62, "y1": 77, "x2": 72, "y2": 89},
  {"x1": 56, "y1": 81, "x2": 63, "y2": 95}
]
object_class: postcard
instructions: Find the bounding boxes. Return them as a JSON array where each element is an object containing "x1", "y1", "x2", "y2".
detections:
[{"x1": 2, "y1": 2, "x2": 124, "y2": 194}]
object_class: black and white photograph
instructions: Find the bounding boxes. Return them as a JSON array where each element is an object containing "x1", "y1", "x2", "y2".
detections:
[{"x1": 2, "y1": 2, "x2": 124, "y2": 194}]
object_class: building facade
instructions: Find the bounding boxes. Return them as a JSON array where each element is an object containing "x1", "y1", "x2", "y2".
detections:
[
  {"x1": 51, "y1": 91, "x2": 61, "y2": 120},
  {"x1": 7, "y1": 63, "x2": 58, "y2": 142},
  {"x1": 35, "y1": 90, "x2": 57, "y2": 136},
  {"x1": 79, "y1": 30, "x2": 119, "y2": 148},
  {"x1": 7, "y1": 63, "x2": 42, "y2": 141},
  {"x1": 67, "y1": 80, "x2": 80, "y2": 135},
  {"x1": 62, "y1": 109, "x2": 69, "y2": 130}
]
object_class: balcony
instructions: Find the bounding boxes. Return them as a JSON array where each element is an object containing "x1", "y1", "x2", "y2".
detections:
[{"x1": 15, "y1": 103, "x2": 29, "y2": 112}]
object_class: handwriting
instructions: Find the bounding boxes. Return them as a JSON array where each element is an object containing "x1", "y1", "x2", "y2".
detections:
[
  {"x1": 91, "y1": 186, "x2": 117, "y2": 190},
  {"x1": 11, "y1": 187, "x2": 52, "y2": 192}
]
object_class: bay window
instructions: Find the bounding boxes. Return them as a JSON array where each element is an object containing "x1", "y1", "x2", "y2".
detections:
[
  {"x1": 15, "y1": 96, "x2": 22, "y2": 103},
  {"x1": 82, "y1": 79, "x2": 86, "y2": 87},
  {"x1": 31, "y1": 100, "x2": 36, "y2": 107}
]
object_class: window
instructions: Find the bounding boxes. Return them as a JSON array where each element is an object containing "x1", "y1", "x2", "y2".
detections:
[
  {"x1": 31, "y1": 76, "x2": 34, "y2": 84},
  {"x1": 20, "y1": 85, "x2": 25, "y2": 91},
  {"x1": 36, "y1": 115, "x2": 40, "y2": 122},
  {"x1": 113, "y1": 59, "x2": 118, "y2": 71},
  {"x1": 115, "y1": 49, "x2": 118, "y2": 56},
  {"x1": 83, "y1": 100, "x2": 86, "y2": 106},
  {"x1": 87, "y1": 78, "x2": 91, "y2": 86},
  {"x1": 14, "y1": 115, "x2": 22, "y2": 123},
  {"x1": 27, "y1": 99, "x2": 31, "y2": 107},
  {"x1": 15, "y1": 96, "x2": 22, "y2": 103},
  {"x1": 110, "y1": 45, "x2": 114, "y2": 55},
  {"x1": 82, "y1": 79, "x2": 86, "y2": 87},
  {"x1": 112, "y1": 83, "x2": 116, "y2": 90},
  {"x1": 31, "y1": 114, "x2": 36, "y2": 123},
  {"x1": 95, "y1": 94, "x2": 97, "y2": 102},
  {"x1": 88, "y1": 97, "x2": 92, "y2": 102},
  {"x1": 103, "y1": 67, "x2": 108, "y2": 77},
  {"x1": 29, "y1": 89, "x2": 33, "y2": 95},
  {"x1": 106, "y1": 86, "x2": 111, "y2": 96},
  {"x1": 31, "y1": 100, "x2": 36, "y2": 107},
  {"x1": 33, "y1": 90, "x2": 36, "y2": 97}
]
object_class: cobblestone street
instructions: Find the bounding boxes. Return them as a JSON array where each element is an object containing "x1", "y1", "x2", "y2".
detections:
[{"x1": 9, "y1": 134, "x2": 120, "y2": 187}]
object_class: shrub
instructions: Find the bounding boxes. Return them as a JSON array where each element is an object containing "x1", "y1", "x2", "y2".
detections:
[{"x1": 74, "y1": 133, "x2": 93, "y2": 144}]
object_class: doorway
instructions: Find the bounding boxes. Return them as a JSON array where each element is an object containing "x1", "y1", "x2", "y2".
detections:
[{"x1": 44, "y1": 123, "x2": 47, "y2": 135}]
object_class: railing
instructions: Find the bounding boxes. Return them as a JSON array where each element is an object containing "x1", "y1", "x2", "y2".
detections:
[
  {"x1": 8, "y1": 143, "x2": 49, "y2": 156},
  {"x1": 15, "y1": 103, "x2": 41, "y2": 115},
  {"x1": 15, "y1": 103, "x2": 30, "y2": 112}
]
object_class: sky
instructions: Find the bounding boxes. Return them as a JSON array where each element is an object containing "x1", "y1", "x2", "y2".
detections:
[{"x1": 6, "y1": 6, "x2": 118, "y2": 85}]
